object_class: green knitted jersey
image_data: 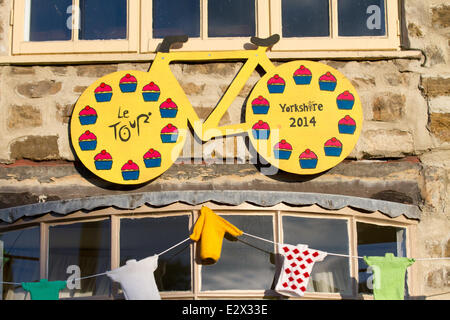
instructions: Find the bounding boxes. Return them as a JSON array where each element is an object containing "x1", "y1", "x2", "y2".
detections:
[{"x1": 22, "y1": 279, "x2": 67, "y2": 300}]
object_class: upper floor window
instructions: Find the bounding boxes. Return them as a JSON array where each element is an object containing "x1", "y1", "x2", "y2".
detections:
[{"x1": 10, "y1": 0, "x2": 400, "y2": 59}]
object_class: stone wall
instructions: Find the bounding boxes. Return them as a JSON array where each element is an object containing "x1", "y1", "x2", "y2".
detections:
[{"x1": 0, "y1": 0, "x2": 448, "y2": 298}]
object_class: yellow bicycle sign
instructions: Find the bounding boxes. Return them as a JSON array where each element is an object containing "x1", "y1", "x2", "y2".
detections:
[{"x1": 70, "y1": 35, "x2": 363, "y2": 185}]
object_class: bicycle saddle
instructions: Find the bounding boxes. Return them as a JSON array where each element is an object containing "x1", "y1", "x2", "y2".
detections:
[
  {"x1": 250, "y1": 34, "x2": 280, "y2": 47},
  {"x1": 158, "y1": 35, "x2": 189, "y2": 53}
]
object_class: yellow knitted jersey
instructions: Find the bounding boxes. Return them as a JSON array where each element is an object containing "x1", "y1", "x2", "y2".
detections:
[{"x1": 190, "y1": 206, "x2": 243, "y2": 264}]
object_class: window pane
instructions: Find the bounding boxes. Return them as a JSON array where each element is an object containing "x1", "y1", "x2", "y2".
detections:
[
  {"x1": 282, "y1": 216, "x2": 351, "y2": 294},
  {"x1": 1, "y1": 227, "x2": 40, "y2": 300},
  {"x1": 357, "y1": 222, "x2": 406, "y2": 294},
  {"x1": 208, "y1": 0, "x2": 255, "y2": 37},
  {"x1": 120, "y1": 216, "x2": 191, "y2": 292},
  {"x1": 338, "y1": 0, "x2": 386, "y2": 36},
  {"x1": 201, "y1": 215, "x2": 274, "y2": 290},
  {"x1": 153, "y1": 0, "x2": 200, "y2": 38},
  {"x1": 282, "y1": 0, "x2": 330, "y2": 37},
  {"x1": 48, "y1": 220, "x2": 111, "y2": 298},
  {"x1": 29, "y1": 0, "x2": 72, "y2": 41},
  {"x1": 79, "y1": 0, "x2": 127, "y2": 40}
]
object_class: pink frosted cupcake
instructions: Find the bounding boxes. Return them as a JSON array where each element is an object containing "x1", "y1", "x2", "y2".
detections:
[
  {"x1": 142, "y1": 82, "x2": 160, "y2": 102},
  {"x1": 143, "y1": 148, "x2": 161, "y2": 168},
  {"x1": 159, "y1": 98, "x2": 178, "y2": 118},
  {"x1": 94, "y1": 150, "x2": 113, "y2": 170},
  {"x1": 293, "y1": 65, "x2": 312, "y2": 85},
  {"x1": 299, "y1": 149, "x2": 318, "y2": 169},
  {"x1": 78, "y1": 130, "x2": 97, "y2": 151},
  {"x1": 319, "y1": 72, "x2": 337, "y2": 91},
  {"x1": 336, "y1": 91, "x2": 355, "y2": 110},
  {"x1": 94, "y1": 83, "x2": 113, "y2": 102},
  {"x1": 251, "y1": 96, "x2": 270, "y2": 114},
  {"x1": 79, "y1": 105, "x2": 97, "y2": 125},
  {"x1": 267, "y1": 74, "x2": 285, "y2": 94},
  {"x1": 119, "y1": 73, "x2": 137, "y2": 93},
  {"x1": 160, "y1": 124, "x2": 178, "y2": 143},
  {"x1": 252, "y1": 120, "x2": 270, "y2": 140},
  {"x1": 324, "y1": 137, "x2": 343, "y2": 157},
  {"x1": 121, "y1": 160, "x2": 139, "y2": 180},
  {"x1": 274, "y1": 140, "x2": 292, "y2": 160},
  {"x1": 338, "y1": 115, "x2": 356, "y2": 134}
]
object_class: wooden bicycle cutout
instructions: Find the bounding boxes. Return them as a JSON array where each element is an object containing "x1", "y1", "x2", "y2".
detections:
[{"x1": 70, "y1": 35, "x2": 363, "y2": 185}]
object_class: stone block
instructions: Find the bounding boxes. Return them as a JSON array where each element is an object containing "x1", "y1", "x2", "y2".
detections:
[
  {"x1": 359, "y1": 129, "x2": 414, "y2": 158},
  {"x1": 16, "y1": 80, "x2": 62, "y2": 98},
  {"x1": 432, "y1": 5, "x2": 450, "y2": 28},
  {"x1": 75, "y1": 64, "x2": 118, "y2": 77},
  {"x1": 422, "y1": 77, "x2": 450, "y2": 98},
  {"x1": 10, "y1": 136, "x2": 60, "y2": 161},
  {"x1": 372, "y1": 93, "x2": 406, "y2": 121},
  {"x1": 7, "y1": 105, "x2": 42, "y2": 129},
  {"x1": 429, "y1": 113, "x2": 450, "y2": 142}
]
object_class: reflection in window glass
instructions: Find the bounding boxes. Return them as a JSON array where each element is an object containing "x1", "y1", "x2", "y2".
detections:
[
  {"x1": 48, "y1": 220, "x2": 111, "y2": 298},
  {"x1": 153, "y1": 0, "x2": 200, "y2": 38},
  {"x1": 357, "y1": 222, "x2": 406, "y2": 294},
  {"x1": 29, "y1": 0, "x2": 72, "y2": 41},
  {"x1": 120, "y1": 216, "x2": 191, "y2": 291},
  {"x1": 282, "y1": 216, "x2": 351, "y2": 294},
  {"x1": 338, "y1": 0, "x2": 386, "y2": 36},
  {"x1": 79, "y1": 0, "x2": 127, "y2": 40},
  {"x1": 1, "y1": 227, "x2": 40, "y2": 300},
  {"x1": 208, "y1": 0, "x2": 255, "y2": 37},
  {"x1": 201, "y1": 215, "x2": 274, "y2": 290},
  {"x1": 282, "y1": 0, "x2": 330, "y2": 37}
]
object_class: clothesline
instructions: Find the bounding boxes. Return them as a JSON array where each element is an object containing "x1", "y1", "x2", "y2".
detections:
[{"x1": 2, "y1": 230, "x2": 450, "y2": 287}]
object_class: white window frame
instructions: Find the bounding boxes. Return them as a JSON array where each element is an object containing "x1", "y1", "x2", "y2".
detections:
[
  {"x1": 270, "y1": 0, "x2": 400, "y2": 52},
  {"x1": 11, "y1": 0, "x2": 139, "y2": 55},
  {"x1": 141, "y1": 0, "x2": 270, "y2": 53}
]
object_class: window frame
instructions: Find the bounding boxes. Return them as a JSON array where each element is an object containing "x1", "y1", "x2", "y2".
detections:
[
  {"x1": 141, "y1": 0, "x2": 270, "y2": 53},
  {"x1": 0, "y1": 202, "x2": 417, "y2": 300},
  {"x1": 11, "y1": 0, "x2": 139, "y2": 55},
  {"x1": 270, "y1": 0, "x2": 400, "y2": 52}
]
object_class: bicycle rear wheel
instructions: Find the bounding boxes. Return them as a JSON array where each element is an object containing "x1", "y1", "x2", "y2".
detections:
[{"x1": 245, "y1": 60, "x2": 363, "y2": 175}]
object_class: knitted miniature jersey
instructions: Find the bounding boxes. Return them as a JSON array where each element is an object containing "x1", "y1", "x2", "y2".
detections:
[
  {"x1": 190, "y1": 206, "x2": 243, "y2": 264},
  {"x1": 22, "y1": 279, "x2": 67, "y2": 300},
  {"x1": 275, "y1": 243, "x2": 327, "y2": 297}
]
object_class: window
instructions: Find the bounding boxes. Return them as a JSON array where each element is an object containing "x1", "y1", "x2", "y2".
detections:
[
  {"x1": 48, "y1": 219, "x2": 111, "y2": 298},
  {"x1": 0, "y1": 203, "x2": 416, "y2": 300},
  {"x1": 10, "y1": 0, "x2": 401, "y2": 58},
  {"x1": 12, "y1": 0, "x2": 139, "y2": 54},
  {"x1": 0, "y1": 227, "x2": 40, "y2": 300}
]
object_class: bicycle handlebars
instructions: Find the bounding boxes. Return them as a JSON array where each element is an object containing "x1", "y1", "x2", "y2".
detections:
[{"x1": 157, "y1": 34, "x2": 281, "y2": 52}]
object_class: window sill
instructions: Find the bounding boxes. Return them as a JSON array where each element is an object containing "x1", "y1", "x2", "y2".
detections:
[{"x1": 0, "y1": 50, "x2": 423, "y2": 66}]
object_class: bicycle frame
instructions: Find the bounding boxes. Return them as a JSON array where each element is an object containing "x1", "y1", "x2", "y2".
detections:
[{"x1": 149, "y1": 45, "x2": 277, "y2": 142}]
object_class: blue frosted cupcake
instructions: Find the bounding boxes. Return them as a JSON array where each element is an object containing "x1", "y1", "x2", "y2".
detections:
[
  {"x1": 142, "y1": 82, "x2": 160, "y2": 102},
  {"x1": 336, "y1": 91, "x2": 355, "y2": 110},
  {"x1": 319, "y1": 72, "x2": 337, "y2": 92},
  {"x1": 78, "y1": 106, "x2": 97, "y2": 125},
  {"x1": 94, "y1": 83, "x2": 113, "y2": 102},
  {"x1": 293, "y1": 66, "x2": 312, "y2": 85},
  {"x1": 78, "y1": 130, "x2": 97, "y2": 151},
  {"x1": 119, "y1": 74, "x2": 137, "y2": 93},
  {"x1": 159, "y1": 98, "x2": 178, "y2": 118},
  {"x1": 267, "y1": 75, "x2": 285, "y2": 94},
  {"x1": 143, "y1": 149, "x2": 162, "y2": 168},
  {"x1": 94, "y1": 150, "x2": 113, "y2": 170},
  {"x1": 299, "y1": 149, "x2": 318, "y2": 169},
  {"x1": 251, "y1": 96, "x2": 270, "y2": 114},
  {"x1": 324, "y1": 138, "x2": 343, "y2": 157},
  {"x1": 121, "y1": 160, "x2": 140, "y2": 181}
]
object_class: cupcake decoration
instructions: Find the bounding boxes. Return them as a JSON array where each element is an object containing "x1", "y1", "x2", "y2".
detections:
[
  {"x1": 78, "y1": 130, "x2": 97, "y2": 151},
  {"x1": 324, "y1": 137, "x2": 343, "y2": 157},
  {"x1": 143, "y1": 148, "x2": 162, "y2": 168},
  {"x1": 338, "y1": 115, "x2": 356, "y2": 134},
  {"x1": 142, "y1": 82, "x2": 160, "y2": 102},
  {"x1": 293, "y1": 66, "x2": 312, "y2": 85},
  {"x1": 336, "y1": 91, "x2": 355, "y2": 110},
  {"x1": 159, "y1": 98, "x2": 178, "y2": 118},
  {"x1": 79, "y1": 106, "x2": 97, "y2": 125},
  {"x1": 274, "y1": 140, "x2": 293, "y2": 160},
  {"x1": 299, "y1": 149, "x2": 318, "y2": 169},
  {"x1": 252, "y1": 120, "x2": 270, "y2": 140},
  {"x1": 94, "y1": 83, "x2": 113, "y2": 102},
  {"x1": 267, "y1": 74, "x2": 286, "y2": 94},
  {"x1": 251, "y1": 96, "x2": 270, "y2": 115},
  {"x1": 160, "y1": 124, "x2": 179, "y2": 143},
  {"x1": 94, "y1": 150, "x2": 113, "y2": 170},
  {"x1": 119, "y1": 74, "x2": 137, "y2": 93},
  {"x1": 319, "y1": 72, "x2": 337, "y2": 92},
  {"x1": 121, "y1": 160, "x2": 140, "y2": 181}
]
